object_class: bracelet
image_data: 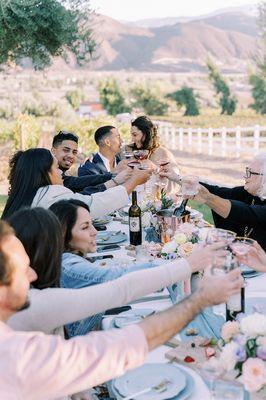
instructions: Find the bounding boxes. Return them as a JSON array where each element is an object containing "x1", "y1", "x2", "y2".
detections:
[{"x1": 112, "y1": 177, "x2": 119, "y2": 185}]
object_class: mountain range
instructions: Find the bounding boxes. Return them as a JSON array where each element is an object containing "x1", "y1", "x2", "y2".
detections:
[{"x1": 84, "y1": 5, "x2": 259, "y2": 73}]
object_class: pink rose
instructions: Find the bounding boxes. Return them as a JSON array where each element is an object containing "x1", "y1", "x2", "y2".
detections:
[
  {"x1": 178, "y1": 242, "x2": 194, "y2": 257},
  {"x1": 257, "y1": 337, "x2": 266, "y2": 347},
  {"x1": 178, "y1": 223, "x2": 196, "y2": 238},
  {"x1": 242, "y1": 358, "x2": 266, "y2": 392},
  {"x1": 221, "y1": 321, "x2": 240, "y2": 342}
]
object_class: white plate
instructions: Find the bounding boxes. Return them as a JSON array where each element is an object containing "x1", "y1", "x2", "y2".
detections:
[{"x1": 114, "y1": 363, "x2": 187, "y2": 400}]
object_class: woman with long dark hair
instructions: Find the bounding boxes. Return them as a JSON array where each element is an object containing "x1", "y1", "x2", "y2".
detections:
[
  {"x1": 130, "y1": 115, "x2": 179, "y2": 192},
  {"x1": 2, "y1": 148, "x2": 150, "y2": 219},
  {"x1": 50, "y1": 199, "x2": 226, "y2": 337},
  {"x1": 7, "y1": 206, "x2": 219, "y2": 336}
]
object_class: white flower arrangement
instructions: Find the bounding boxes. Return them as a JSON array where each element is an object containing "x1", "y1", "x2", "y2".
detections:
[
  {"x1": 161, "y1": 223, "x2": 200, "y2": 259},
  {"x1": 218, "y1": 313, "x2": 266, "y2": 393}
]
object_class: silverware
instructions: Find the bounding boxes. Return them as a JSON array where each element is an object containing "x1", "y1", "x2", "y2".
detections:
[
  {"x1": 120, "y1": 378, "x2": 171, "y2": 400},
  {"x1": 130, "y1": 295, "x2": 170, "y2": 304}
]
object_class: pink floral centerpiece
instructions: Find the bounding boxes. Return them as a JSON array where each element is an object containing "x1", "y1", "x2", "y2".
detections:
[
  {"x1": 161, "y1": 222, "x2": 200, "y2": 259},
  {"x1": 219, "y1": 313, "x2": 266, "y2": 394}
]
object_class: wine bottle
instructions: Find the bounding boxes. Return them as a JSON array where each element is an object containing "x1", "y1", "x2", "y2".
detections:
[
  {"x1": 173, "y1": 199, "x2": 188, "y2": 217},
  {"x1": 129, "y1": 191, "x2": 142, "y2": 246},
  {"x1": 226, "y1": 286, "x2": 245, "y2": 321}
]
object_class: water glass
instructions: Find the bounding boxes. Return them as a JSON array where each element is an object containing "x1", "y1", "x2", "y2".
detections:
[
  {"x1": 135, "y1": 245, "x2": 153, "y2": 262},
  {"x1": 181, "y1": 175, "x2": 199, "y2": 196}
]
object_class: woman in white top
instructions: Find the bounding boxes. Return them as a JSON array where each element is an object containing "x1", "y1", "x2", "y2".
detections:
[
  {"x1": 1, "y1": 148, "x2": 151, "y2": 219},
  {"x1": 7, "y1": 206, "x2": 225, "y2": 336}
]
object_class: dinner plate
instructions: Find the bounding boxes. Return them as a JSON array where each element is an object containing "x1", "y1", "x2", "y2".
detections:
[
  {"x1": 96, "y1": 231, "x2": 128, "y2": 245},
  {"x1": 93, "y1": 216, "x2": 112, "y2": 226},
  {"x1": 113, "y1": 309, "x2": 155, "y2": 328},
  {"x1": 118, "y1": 206, "x2": 130, "y2": 217},
  {"x1": 113, "y1": 363, "x2": 187, "y2": 400}
]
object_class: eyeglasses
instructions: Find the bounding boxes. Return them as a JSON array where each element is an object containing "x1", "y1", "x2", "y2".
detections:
[{"x1": 245, "y1": 167, "x2": 263, "y2": 178}]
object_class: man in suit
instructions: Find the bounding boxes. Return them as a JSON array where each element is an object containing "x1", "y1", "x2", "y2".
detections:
[
  {"x1": 52, "y1": 131, "x2": 128, "y2": 195},
  {"x1": 78, "y1": 125, "x2": 125, "y2": 177}
]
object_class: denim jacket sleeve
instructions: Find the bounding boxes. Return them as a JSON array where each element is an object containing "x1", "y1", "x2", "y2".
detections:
[{"x1": 61, "y1": 253, "x2": 156, "y2": 289}]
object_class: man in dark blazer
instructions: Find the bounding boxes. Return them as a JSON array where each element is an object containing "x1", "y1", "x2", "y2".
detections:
[
  {"x1": 78, "y1": 125, "x2": 124, "y2": 177},
  {"x1": 51, "y1": 131, "x2": 123, "y2": 195}
]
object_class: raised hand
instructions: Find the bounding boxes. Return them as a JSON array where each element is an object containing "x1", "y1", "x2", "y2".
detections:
[{"x1": 234, "y1": 241, "x2": 266, "y2": 273}]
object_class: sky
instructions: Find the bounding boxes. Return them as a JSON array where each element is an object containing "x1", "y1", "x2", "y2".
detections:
[{"x1": 89, "y1": 0, "x2": 259, "y2": 21}]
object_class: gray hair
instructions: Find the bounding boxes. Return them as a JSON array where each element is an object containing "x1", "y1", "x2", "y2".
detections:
[{"x1": 254, "y1": 153, "x2": 266, "y2": 200}]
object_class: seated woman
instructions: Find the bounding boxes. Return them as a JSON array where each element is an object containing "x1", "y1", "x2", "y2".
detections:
[
  {"x1": 49, "y1": 198, "x2": 226, "y2": 337},
  {"x1": 7, "y1": 206, "x2": 221, "y2": 336},
  {"x1": 1, "y1": 148, "x2": 150, "y2": 219},
  {"x1": 129, "y1": 115, "x2": 180, "y2": 193}
]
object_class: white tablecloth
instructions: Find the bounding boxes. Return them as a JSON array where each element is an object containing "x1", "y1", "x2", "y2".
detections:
[{"x1": 98, "y1": 219, "x2": 265, "y2": 399}]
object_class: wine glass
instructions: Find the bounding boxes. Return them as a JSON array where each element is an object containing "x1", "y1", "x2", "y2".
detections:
[
  {"x1": 133, "y1": 149, "x2": 149, "y2": 161},
  {"x1": 120, "y1": 144, "x2": 134, "y2": 161},
  {"x1": 154, "y1": 159, "x2": 170, "y2": 189}
]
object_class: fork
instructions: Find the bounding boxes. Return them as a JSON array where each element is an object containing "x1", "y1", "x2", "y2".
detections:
[{"x1": 120, "y1": 379, "x2": 171, "y2": 400}]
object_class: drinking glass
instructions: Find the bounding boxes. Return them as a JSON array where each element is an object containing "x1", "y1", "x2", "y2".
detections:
[
  {"x1": 181, "y1": 175, "x2": 199, "y2": 196},
  {"x1": 154, "y1": 159, "x2": 170, "y2": 189},
  {"x1": 206, "y1": 228, "x2": 236, "y2": 245},
  {"x1": 120, "y1": 144, "x2": 134, "y2": 160},
  {"x1": 133, "y1": 149, "x2": 149, "y2": 161},
  {"x1": 230, "y1": 237, "x2": 255, "y2": 257}
]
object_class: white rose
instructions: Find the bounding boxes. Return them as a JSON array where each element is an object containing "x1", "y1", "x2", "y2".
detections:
[
  {"x1": 142, "y1": 211, "x2": 152, "y2": 228},
  {"x1": 240, "y1": 313, "x2": 266, "y2": 337},
  {"x1": 173, "y1": 233, "x2": 187, "y2": 245},
  {"x1": 220, "y1": 342, "x2": 238, "y2": 371},
  {"x1": 161, "y1": 241, "x2": 177, "y2": 254}
]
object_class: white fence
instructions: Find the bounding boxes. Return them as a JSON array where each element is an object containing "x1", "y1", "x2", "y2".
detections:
[{"x1": 157, "y1": 124, "x2": 266, "y2": 158}]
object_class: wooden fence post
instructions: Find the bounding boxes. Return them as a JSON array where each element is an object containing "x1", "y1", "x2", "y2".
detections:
[
  {"x1": 208, "y1": 127, "x2": 213, "y2": 155},
  {"x1": 235, "y1": 126, "x2": 241, "y2": 157},
  {"x1": 179, "y1": 127, "x2": 184, "y2": 151},
  {"x1": 254, "y1": 125, "x2": 260, "y2": 153},
  {"x1": 197, "y1": 128, "x2": 202, "y2": 154},
  {"x1": 221, "y1": 127, "x2": 227, "y2": 157},
  {"x1": 188, "y1": 128, "x2": 192, "y2": 148}
]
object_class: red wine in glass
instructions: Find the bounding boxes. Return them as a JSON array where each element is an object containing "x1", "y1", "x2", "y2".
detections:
[{"x1": 133, "y1": 150, "x2": 149, "y2": 161}]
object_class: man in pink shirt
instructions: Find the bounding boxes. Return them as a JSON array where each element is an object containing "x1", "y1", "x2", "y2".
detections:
[{"x1": 0, "y1": 220, "x2": 243, "y2": 400}]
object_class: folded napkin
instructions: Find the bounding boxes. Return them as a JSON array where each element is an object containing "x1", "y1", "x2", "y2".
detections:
[{"x1": 180, "y1": 307, "x2": 225, "y2": 341}]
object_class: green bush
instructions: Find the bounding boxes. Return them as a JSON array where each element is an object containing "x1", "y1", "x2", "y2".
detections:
[
  {"x1": 99, "y1": 78, "x2": 131, "y2": 116},
  {"x1": 167, "y1": 87, "x2": 200, "y2": 116},
  {"x1": 130, "y1": 84, "x2": 168, "y2": 115}
]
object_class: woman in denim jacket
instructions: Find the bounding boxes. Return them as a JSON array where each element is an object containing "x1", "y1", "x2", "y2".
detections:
[{"x1": 50, "y1": 199, "x2": 163, "y2": 337}]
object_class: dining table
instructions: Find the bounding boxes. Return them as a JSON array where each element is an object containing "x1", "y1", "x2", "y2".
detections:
[{"x1": 93, "y1": 214, "x2": 266, "y2": 400}]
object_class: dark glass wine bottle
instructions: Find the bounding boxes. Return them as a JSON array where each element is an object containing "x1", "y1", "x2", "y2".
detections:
[
  {"x1": 226, "y1": 287, "x2": 245, "y2": 321},
  {"x1": 129, "y1": 191, "x2": 142, "y2": 246},
  {"x1": 173, "y1": 199, "x2": 188, "y2": 217}
]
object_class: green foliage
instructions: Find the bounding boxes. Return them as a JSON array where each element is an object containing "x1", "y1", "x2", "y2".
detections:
[
  {"x1": 21, "y1": 99, "x2": 60, "y2": 117},
  {"x1": 207, "y1": 60, "x2": 237, "y2": 115},
  {"x1": 99, "y1": 78, "x2": 131, "y2": 116},
  {"x1": 167, "y1": 86, "x2": 200, "y2": 116},
  {"x1": 130, "y1": 84, "x2": 168, "y2": 115},
  {"x1": 0, "y1": 0, "x2": 96, "y2": 69},
  {"x1": 13, "y1": 114, "x2": 41, "y2": 149},
  {"x1": 249, "y1": 74, "x2": 266, "y2": 114},
  {"x1": 65, "y1": 90, "x2": 84, "y2": 110},
  {"x1": 160, "y1": 189, "x2": 174, "y2": 209}
]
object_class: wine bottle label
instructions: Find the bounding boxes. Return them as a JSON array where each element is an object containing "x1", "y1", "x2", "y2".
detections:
[
  {"x1": 227, "y1": 293, "x2": 241, "y2": 311},
  {"x1": 129, "y1": 217, "x2": 140, "y2": 232}
]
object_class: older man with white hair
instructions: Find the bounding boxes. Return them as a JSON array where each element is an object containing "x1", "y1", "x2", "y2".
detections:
[{"x1": 161, "y1": 154, "x2": 266, "y2": 250}]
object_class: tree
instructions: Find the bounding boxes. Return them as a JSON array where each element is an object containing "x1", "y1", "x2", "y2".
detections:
[
  {"x1": 249, "y1": 74, "x2": 266, "y2": 114},
  {"x1": 0, "y1": 0, "x2": 96, "y2": 69},
  {"x1": 99, "y1": 79, "x2": 131, "y2": 116},
  {"x1": 130, "y1": 84, "x2": 168, "y2": 115},
  {"x1": 167, "y1": 87, "x2": 200, "y2": 116},
  {"x1": 65, "y1": 90, "x2": 85, "y2": 110},
  {"x1": 248, "y1": 2, "x2": 266, "y2": 114},
  {"x1": 207, "y1": 60, "x2": 237, "y2": 115}
]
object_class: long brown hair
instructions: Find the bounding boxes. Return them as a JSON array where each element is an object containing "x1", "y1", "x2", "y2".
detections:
[{"x1": 131, "y1": 115, "x2": 160, "y2": 154}]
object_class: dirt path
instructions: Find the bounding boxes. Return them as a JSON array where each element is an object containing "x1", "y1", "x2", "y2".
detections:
[{"x1": 173, "y1": 149, "x2": 248, "y2": 187}]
